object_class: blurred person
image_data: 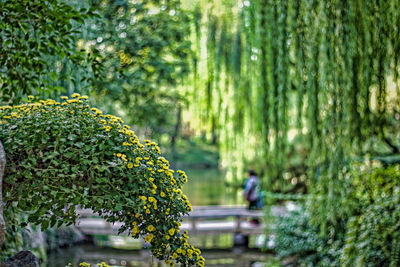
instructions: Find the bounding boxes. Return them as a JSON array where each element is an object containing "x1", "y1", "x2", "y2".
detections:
[{"x1": 243, "y1": 169, "x2": 262, "y2": 210}]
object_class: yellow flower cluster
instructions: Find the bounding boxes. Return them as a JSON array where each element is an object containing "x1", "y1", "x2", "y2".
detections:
[
  {"x1": 145, "y1": 139, "x2": 161, "y2": 154},
  {"x1": 182, "y1": 194, "x2": 192, "y2": 212},
  {"x1": 131, "y1": 221, "x2": 139, "y2": 237},
  {"x1": 0, "y1": 94, "x2": 204, "y2": 266},
  {"x1": 79, "y1": 262, "x2": 111, "y2": 267},
  {"x1": 145, "y1": 233, "x2": 154, "y2": 243},
  {"x1": 177, "y1": 169, "x2": 188, "y2": 183}
]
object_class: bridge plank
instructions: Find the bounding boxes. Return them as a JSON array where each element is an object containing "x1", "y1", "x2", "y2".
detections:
[{"x1": 75, "y1": 205, "x2": 288, "y2": 236}]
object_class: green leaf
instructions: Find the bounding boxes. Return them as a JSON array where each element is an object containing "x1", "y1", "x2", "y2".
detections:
[
  {"x1": 4, "y1": 39, "x2": 12, "y2": 47},
  {"x1": 49, "y1": 72, "x2": 57, "y2": 81},
  {"x1": 41, "y1": 220, "x2": 49, "y2": 230}
]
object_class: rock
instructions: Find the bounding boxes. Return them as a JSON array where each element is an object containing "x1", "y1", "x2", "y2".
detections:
[{"x1": 2, "y1": 251, "x2": 40, "y2": 267}]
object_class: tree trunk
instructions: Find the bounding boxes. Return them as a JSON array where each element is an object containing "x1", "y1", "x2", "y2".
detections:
[
  {"x1": 170, "y1": 104, "x2": 182, "y2": 161},
  {"x1": 0, "y1": 140, "x2": 6, "y2": 246}
]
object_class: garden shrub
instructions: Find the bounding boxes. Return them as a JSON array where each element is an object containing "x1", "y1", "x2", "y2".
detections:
[
  {"x1": 275, "y1": 205, "x2": 341, "y2": 266},
  {"x1": 276, "y1": 163, "x2": 400, "y2": 267},
  {"x1": 340, "y1": 163, "x2": 400, "y2": 267},
  {"x1": 0, "y1": 94, "x2": 204, "y2": 266}
]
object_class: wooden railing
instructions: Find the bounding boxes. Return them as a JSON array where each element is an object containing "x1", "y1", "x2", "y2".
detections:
[{"x1": 75, "y1": 205, "x2": 286, "y2": 236}]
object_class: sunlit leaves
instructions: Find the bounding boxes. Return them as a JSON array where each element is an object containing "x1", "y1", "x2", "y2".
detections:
[
  {"x1": 84, "y1": 0, "x2": 191, "y2": 135},
  {"x1": 0, "y1": 0, "x2": 102, "y2": 103}
]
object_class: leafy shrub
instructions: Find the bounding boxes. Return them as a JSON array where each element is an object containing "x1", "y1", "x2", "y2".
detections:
[
  {"x1": 275, "y1": 205, "x2": 340, "y2": 266},
  {"x1": 340, "y1": 163, "x2": 400, "y2": 267},
  {"x1": 0, "y1": 95, "x2": 204, "y2": 266},
  {"x1": 276, "y1": 163, "x2": 400, "y2": 267}
]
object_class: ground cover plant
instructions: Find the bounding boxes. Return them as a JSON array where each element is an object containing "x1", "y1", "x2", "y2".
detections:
[
  {"x1": 274, "y1": 162, "x2": 400, "y2": 267},
  {"x1": 0, "y1": 94, "x2": 204, "y2": 266}
]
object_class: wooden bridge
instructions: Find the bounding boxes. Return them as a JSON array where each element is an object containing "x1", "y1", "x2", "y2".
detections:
[{"x1": 75, "y1": 205, "x2": 287, "y2": 237}]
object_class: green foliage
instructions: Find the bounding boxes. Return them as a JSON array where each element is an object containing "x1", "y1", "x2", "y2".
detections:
[
  {"x1": 275, "y1": 205, "x2": 341, "y2": 267},
  {"x1": 276, "y1": 164, "x2": 400, "y2": 266},
  {"x1": 184, "y1": 2, "x2": 400, "y2": 260},
  {"x1": 341, "y1": 164, "x2": 400, "y2": 267},
  {"x1": 166, "y1": 139, "x2": 219, "y2": 169},
  {"x1": 0, "y1": 0, "x2": 102, "y2": 103},
  {"x1": 0, "y1": 95, "x2": 204, "y2": 266},
  {"x1": 82, "y1": 0, "x2": 191, "y2": 136}
]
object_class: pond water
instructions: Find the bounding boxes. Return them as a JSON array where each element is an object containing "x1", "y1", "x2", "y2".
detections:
[
  {"x1": 47, "y1": 168, "x2": 277, "y2": 267},
  {"x1": 181, "y1": 168, "x2": 245, "y2": 206},
  {"x1": 46, "y1": 245, "x2": 277, "y2": 267}
]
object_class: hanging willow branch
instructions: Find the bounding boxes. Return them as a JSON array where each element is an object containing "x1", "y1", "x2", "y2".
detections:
[{"x1": 186, "y1": 0, "x2": 400, "y2": 200}]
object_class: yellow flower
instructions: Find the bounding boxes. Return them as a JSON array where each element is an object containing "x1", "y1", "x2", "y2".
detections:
[
  {"x1": 61, "y1": 96, "x2": 68, "y2": 100},
  {"x1": 146, "y1": 209, "x2": 151, "y2": 214},
  {"x1": 81, "y1": 95, "x2": 89, "y2": 99},
  {"x1": 168, "y1": 229, "x2": 175, "y2": 236},
  {"x1": 165, "y1": 235, "x2": 170, "y2": 240},
  {"x1": 147, "y1": 225, "x2": 155, "y2": 232},
  {"x1": 91, "y1": 107, "x2": 103, "y2": 115},
  {"x1": 160, "y1": 191, "x2": 165, "y2": 197},
  {"x1": 144, "y1": 234, "x2": 154, "y2": 243},
  {"x1": 71, "y1": 93, "x2": 81, "y2": 98},
  {"x1": 127, "y1": 162, "x2": 133, "y2": 169},
  {"x1": 176, "y1": 248, "x2": 182, "y2": 254},
  {"x1": 79, "y1": 263, "x2": 92, "y2": 267},
  {"x1": 28, "y1": 95, "x2": 34, "y2": 99},
  {"x1": 132, "y1": 225, "x2": 139, "y2": 236}
]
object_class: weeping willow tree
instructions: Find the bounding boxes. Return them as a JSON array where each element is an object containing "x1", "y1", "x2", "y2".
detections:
[{"x1": 184, "y1": 0, "x2": 400, "y2": 235}]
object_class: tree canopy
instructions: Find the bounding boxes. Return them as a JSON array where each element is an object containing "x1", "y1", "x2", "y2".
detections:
[
  {"x1": 74, "y1": 0, "x2": 192, "y2": 137},
  {"x1": 0, "y1": 0, "x2": 102, "y2": 103}
]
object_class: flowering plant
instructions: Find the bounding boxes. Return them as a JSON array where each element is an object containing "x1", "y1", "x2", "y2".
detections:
[{"x1": 0, "y1": 94, "x2": 204, "y2": 266}]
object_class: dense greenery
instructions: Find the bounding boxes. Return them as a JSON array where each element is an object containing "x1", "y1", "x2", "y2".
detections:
[
  {"x1": 0, "y1": 0, "x2": 102, "y2": 103},
  {"x1": 0, "y1": 95, "x2": 204, "y2": 266},
  {"x1": 1, "y1": 0, "x2": 192, "y2": 139},
  {"x1": 68, "y1": 0, "x2": 192, "y2": 138},
  {"x1": 184, "y1": 0, "x2": 400, "y2": 265},
  {"x1": 2, "y1": 0, "x2": 400, "y2": 265},
  {"x1": 185, "y1": 0, "x2": 400, "y2": 187},
  {"x1": 340, "y1": 163, "x2": 400, "y2": 266},
  {"x1": 275, "y1": 206, "x2": 340, "y2": 266},
  {"x1": 275, "y1": 163, "x2": 400, "y2": 266}
]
